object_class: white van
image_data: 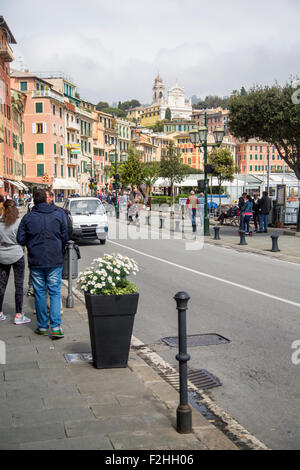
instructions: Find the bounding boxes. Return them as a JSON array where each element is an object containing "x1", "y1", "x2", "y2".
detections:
[{"x1": 64, "y1": 197, "x2": 108, "y2": 244}]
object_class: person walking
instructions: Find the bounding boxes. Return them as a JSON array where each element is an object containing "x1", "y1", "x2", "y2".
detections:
[
  {"x1": 17, "y1": 189, "x2": 68, "y2": 338},
  {"x1": 0, "y1": 200, "x2": 30, "y2": 324},
  {"x1": 258, "y1": 191, "x2": 272, "y2": 233},
  {"x1": 240, "y1": 195, "x2": 253, "y2": 234},
  {"x1": 186, "y1": 191, "x2": 199, "y2": 232},
  {"x1": 252, "y1": 193, "x2": 260, "y2": 232},
  {"x1": 238, "y1": 192, "x2": 247, "y2": 229}
]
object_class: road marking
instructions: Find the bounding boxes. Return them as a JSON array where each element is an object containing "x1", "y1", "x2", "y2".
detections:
[{"x1": 108, "y1": 240, "x2": 300, "y2": 309}]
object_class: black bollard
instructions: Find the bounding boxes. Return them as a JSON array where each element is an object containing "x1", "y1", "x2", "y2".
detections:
[
  {"x1": 160, "y1": 218, "x2": 165, "y2": 229},
  {"x1": 271, "y1": 234, "x2": 280, "y2": 252},
  {"x1": 239, "y1": 230, "x2": 248, "y2": 246},
  {"x1": 174, "y1": 292, "x2": 192, "y2": 434},
  {"x1": 66, "y1": 241, "x2": 75, "y2": 308},
  {"x1": 145, "y1": 215, "x2": 150, "y2": 226},
  {"x1": 214, "y1": 226, "x2": 221, "y2": 240}
]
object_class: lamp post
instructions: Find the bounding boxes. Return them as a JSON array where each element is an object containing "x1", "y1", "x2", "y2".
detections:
[
  {"x1": 189, "y1": 113, "x2": 225, "y2": 236},
  {"x1": 109, "y1": 149, "x2": 128, "y2": 219}
]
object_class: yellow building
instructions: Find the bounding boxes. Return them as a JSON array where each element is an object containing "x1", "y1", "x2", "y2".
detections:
[{"x1": 139, "y1": 105, "x2": 161, "y2": 127}]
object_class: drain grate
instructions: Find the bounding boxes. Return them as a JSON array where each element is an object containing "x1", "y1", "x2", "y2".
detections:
[
  {"x1": 161, "y1": 334, "x2": 230, "y2": 348},
  {"x1": 64, "y1": 353, "x2": 92, "y2": 364},
  {"x1": 159, "y1": 368, "x2": 221, "y2": 391}
]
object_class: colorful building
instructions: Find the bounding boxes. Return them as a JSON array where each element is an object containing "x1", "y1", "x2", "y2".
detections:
[
  {"x1": 0, "y1": 16, "x2": 17, "y2": 196},
  {"x1": 237, "y1": 139, "x2": 290, "y2": 176}
]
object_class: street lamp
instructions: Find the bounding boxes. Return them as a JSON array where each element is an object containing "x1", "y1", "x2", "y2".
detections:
[{"x1": 189, "y1": 113, "x2": 225, "y2": 236}]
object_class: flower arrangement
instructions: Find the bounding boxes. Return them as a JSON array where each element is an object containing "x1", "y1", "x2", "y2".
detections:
[{"x1": 77, "y1": 253, "x2": 139, "y2": 296}]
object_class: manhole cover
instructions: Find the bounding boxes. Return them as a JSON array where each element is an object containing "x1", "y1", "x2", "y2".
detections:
[
  {"x1": 64, "y1": 353, "x2": 93, "y2": 364},
  {"x1": 162, "y1": 334, "x2": 230, "y2": 348},
  {"x1": 160, "y1": 368, "x2": 221, "y2": 391}
]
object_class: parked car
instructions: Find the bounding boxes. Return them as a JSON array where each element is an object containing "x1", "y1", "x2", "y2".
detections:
[{"x1": 64, "y1": 197, "x2": 108, "y2": 244}]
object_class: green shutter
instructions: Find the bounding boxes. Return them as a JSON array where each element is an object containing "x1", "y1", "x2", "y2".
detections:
[
  {"x1": 35, "y1": 102, "x2": 43, "y2": 113},
  {"x1": 37, "y1": 164, "x2": 44, "y2": 176},
  {"x1": 36, "y1": 143, "x2": 44, "y2": 155}
]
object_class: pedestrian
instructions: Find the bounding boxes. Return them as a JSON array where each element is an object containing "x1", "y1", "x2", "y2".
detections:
[
  {"x1": 238, "y1": 192, "x2": 247, "y2": 229},
  {"x1": 186, "y1": 191, "x2": 199, "y2": 232},
  {"x1": 240, "y1": 195, "x2": 253, "y2": 234},
  {"x1": 198, "y1": 192, "x2": 204, "y2": 226},
  {"x1": 13, "y1": 193, "x2": 19, "y2": 207},
  {"x1": 0, "y1": 195, "x2": 4, "y2": 216},
  {"x1": 0, "y1": 200, "x2": 30, "y2": 324},
  {"x1": 252, "y1": 193, "x2": 260, "y2": 232},
  {"x1": 258, "y1": 191, "x2": 272, "y2": 233},
  {"x1": 17, "y1": 189, "x2": 68, "y2": 338}
]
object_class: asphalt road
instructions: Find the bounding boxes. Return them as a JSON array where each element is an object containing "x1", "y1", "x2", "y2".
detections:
[{"x1": 76, "y1": 219, "x2": 300, "y2": 450}]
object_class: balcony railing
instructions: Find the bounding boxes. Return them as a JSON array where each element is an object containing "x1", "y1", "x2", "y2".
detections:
[
  {"x1": 66, "y1": 120, "x2": 80, "y2": 131},
  {"x1": 0, "y1": 42, "x2": 14, "y2": 62},
  {"x1": 32, "y1": 90, "x2": 64, "y2": 103}
]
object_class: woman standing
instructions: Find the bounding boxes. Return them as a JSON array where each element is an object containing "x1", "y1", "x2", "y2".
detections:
[
  {"x1": 241, "y1": 195, "x2": 253, "y2": 235},
  {"x1": 0, "y1": 200, "x2": 30, "y2": 324}
]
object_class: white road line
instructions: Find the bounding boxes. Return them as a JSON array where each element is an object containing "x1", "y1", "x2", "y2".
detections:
[{"x1": 108, "y1": 240, "x2": 300, "y2": 309}]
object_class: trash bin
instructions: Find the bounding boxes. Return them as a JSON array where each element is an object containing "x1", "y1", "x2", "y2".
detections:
[{"x1": 62, "y1": 242, "x2": 79, "y2": 280}]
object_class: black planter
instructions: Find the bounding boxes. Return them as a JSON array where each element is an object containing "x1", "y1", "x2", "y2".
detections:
[{"x1": 84, "y1": 292, "x2": 139, "y2": 369}]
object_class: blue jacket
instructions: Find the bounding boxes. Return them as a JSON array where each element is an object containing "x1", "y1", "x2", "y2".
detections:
[
  {"x1": 17, "y1": 203, "x2": 68, "y2": 269},
  {"x1": 241, "y1": 200, "x2": 253, "y2": 214}
]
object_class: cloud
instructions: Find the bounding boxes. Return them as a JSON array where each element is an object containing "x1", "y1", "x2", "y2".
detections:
[{"x1": 2, "y1": 0, "x2": 300, "y2": 104}]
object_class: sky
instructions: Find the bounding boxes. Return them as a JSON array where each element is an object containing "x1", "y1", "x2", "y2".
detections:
[{"x1": 2, "y1": 0, "x2": 300, "y2": 105}]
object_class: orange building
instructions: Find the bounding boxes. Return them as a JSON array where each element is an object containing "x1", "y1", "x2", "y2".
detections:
[{"x1": 237, "y1": 139, "x2": 289, "y2": 175}]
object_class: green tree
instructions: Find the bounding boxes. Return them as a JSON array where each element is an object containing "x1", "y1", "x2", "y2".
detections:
[
  {"x1": 208, "y1": 148, "x2": 237, "y2": 206},
  {"x1": 119, "y1": 145, "x2": 144, "y2": 190},
  {"x1": 101, "y1": 107, "x2": 126, "y2": 118},
  {"x1": 228, "y1": 80, "x2": 300, "y2": 230},
  {"x1": 96, "y1": 101, "x2": 109, "y2": 111},
  {"x1": 141, "y1": 161, "x2": 160, "y2": 203},
  {"x1": 165, "y1": 108, "x2": 172, "y2": 120},
  {"x1": 159, "y1": 142, "x2": 188, "y2": 197}
]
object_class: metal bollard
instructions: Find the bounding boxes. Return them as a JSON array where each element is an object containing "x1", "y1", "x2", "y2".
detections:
[
  {"x1": 145, "y1": 215, "x2": 150, "y2": 226},
  {"x1": 239, "y1": 230, "x2": 248, "y2": 246},
  {"x1": 214, "y1": 226, "x2": 221, "y2": 240},
  {"x1": 66, "y1": 241, "x2": 75, "y2": 308},
  {"x1": 174, "y1": 291, "x2": 192, "y2": 434},
  {"x1": 160, "y1": 218, "x2": 165, "y2": 229},
  {"x1": 271, "y1": 234, "x2": 280, "y2": 252}
]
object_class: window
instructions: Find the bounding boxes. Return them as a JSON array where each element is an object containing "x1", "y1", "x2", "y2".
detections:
[
  {"x1": 20, "y1": 81, "x2": 27, "y2": 91},
  {"x1": 61, "y1": 166, "x2": 63, "y2": 177},
  {"x1": 60, "y1": 145, "x2": 63, "y2": 156},
  {"x1": 36, "y1": 143, "x2": 44, "y2": 155},
  {"x1": 37, "y1": 164, "x2": 44, "y2": 176},
  {"x1": 37, "y1": 123, "x2": 43, "y2": 134},
  {"x1": 250, "y1": 165, "x2": 253, "y2": 171},
  {"x1": 53, "y1": 105, "x2": 56, "y2": 115},
  {"x1": 59, "y1": 108, "x2": 62, "y2": 118},
  {"x1": 54, "y1": 164, "x2": 57, "y2": 176},
  {"x1": 35, "y1": 102, "x2": 43, "y2": 113},
  {"x1": 54, "y1": 143, "x2": 57, "y2": 155}
]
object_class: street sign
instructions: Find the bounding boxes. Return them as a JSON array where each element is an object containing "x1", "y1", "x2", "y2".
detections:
[
  {"x1": 65, "y1": 144, "x2": 81, "y2": 148},
  {"x1": 277, "y1": 184, "x2": 286, "y2": 206}
]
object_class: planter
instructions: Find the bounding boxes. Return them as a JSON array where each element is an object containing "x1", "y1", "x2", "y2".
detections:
[{"x1": 84, "y1": 292, "x2": 139, "y2": 369}]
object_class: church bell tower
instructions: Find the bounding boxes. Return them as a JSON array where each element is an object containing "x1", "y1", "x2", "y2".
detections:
[{"x1": 152, "y1": 75, "x2": 165, "y2": 105}]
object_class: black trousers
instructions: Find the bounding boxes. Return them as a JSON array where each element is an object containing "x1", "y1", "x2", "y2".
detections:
[
  {"x1": 0, "y1": 256, "x2": 25, "y2": 313},
  {"x1": 253, "y1": 212, "x2": 260, "y2": 230}
]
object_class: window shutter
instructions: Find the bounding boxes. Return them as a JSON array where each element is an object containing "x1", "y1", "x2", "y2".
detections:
[
  {"x1": 43, "y1": 123, "x2": 47, "y2": 133},
  {"x1": 32, "y1": 123, "x2": 37, "y2": 134}
]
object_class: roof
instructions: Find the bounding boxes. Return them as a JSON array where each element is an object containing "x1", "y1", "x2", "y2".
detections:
[
  {"x1": 10, "y1": 69, "x2": 54, "y2": 86},
  {"x1": 0, "y1": 16, "x2": 17, "y2": 44}
]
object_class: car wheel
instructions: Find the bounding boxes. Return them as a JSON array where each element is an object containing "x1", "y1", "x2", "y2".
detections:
[{"x1": 100, "y1": 239, "x2": 106, "y2": 245}]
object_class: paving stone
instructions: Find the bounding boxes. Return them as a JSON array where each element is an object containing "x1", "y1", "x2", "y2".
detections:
[
  {"x1": 90, "y1": 400, "x2": 167, "y2": 419},
  {"x1": 0, "y1": 422, "x2": 65, "y2": 444},
  {"x1": 4, "y1": 367, "x2": 70, "y2": 382},
  {"x1": 0, "y1": 361, "x2": 39, "y2": 372},
  {"x1": 43, "y1": 395, "x2": 88, "y2": 409},
  {"x1": 20, "y1": 435, "x2": 113, "y2": 450},
  {"x1": 12, "y1": 406, "x2": 95, "y2": 427},
  {"x1": 79, "y1": 392, "x2": 120, "y2": 406}
]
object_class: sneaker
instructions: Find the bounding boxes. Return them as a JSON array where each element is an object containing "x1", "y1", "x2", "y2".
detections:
[
  {"x1": 27, "y1": 287, "x2": 34, "y2": 297},
  {"x1": 14, "y1": 314, "x2": 31, "y2": 325},
  {"x1": 34, "y1": 327, "x2": 48, "y2": 336},
  {"x1": 0, "y1": 313, "x2": 6, "y2": 322},
  {"x1": 51, "y1": 328, "x2": 64, "y2": 339}
]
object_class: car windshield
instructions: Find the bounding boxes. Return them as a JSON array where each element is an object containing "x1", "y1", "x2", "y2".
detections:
[{"x1": 70, "y1": 200, "x2": 105, "y2": 215}]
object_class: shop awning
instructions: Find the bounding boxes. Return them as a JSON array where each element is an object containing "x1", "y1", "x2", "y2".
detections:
[
  {"x1": 18, "y1": 182, "x2": 29, "y2": 191},
  {"x1": 6, "y1": 180, "x2": 24, "y2": 190},
  {"x1": 53, "y1": 178, "x2": 73, "y2": 190}
]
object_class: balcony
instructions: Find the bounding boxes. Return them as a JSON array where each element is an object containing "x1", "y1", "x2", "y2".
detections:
[
  {"x1": 32, "y1": 90, "x2": 64, "y2": 103},
  {"x1": 0, "y1": 42, "x2": 14, "y2": 62},
  {"x1": 68, "y1": 155, "x2": 80, "y2": 166},
  {"x1": 66, "y1": 120, "x2": 80, "y2": 131}
]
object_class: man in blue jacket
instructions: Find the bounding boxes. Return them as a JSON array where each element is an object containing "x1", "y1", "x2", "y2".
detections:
[{"x1": 17, "y1": 189, "x2": 68, "y2": 339}]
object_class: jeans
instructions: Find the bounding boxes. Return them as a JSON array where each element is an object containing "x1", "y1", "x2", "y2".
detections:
[
  {"x1": 259, "y1": 213, "x2": 269, "y2": 231},
  {"x1": 0, "y1": 256, "x2": 25, "y2": 313},
  {"x1": 31, "y1": 267, "x2": 63, "y2": 329},
  {"x1": 190, "y1": 209, "x2": 197, "y2": 226},
  {"x1": 241, "y1": 215, "x2": 251, "y2": 233}
]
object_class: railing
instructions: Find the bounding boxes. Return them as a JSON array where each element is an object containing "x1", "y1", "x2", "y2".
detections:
[
  {"x1": 0, "y1": 42, "x2": 14, "y2": 62},
  {"x1": 32, "y1": 90, "x2": 64, "y2": 103}
]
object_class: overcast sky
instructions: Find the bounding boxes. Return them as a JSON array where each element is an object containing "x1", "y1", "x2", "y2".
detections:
[{"x1": 2, "y1": 0, "x2": 300, "y2": 105}]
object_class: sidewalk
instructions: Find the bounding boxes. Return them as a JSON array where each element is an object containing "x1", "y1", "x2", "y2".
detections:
[{"x1": 0, "y1": 282, "x2": 238, "y2": 450}]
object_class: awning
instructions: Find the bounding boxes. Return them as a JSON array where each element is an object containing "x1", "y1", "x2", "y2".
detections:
[
  {"x1": 53, "y1": 178, "x2": 73, "y2": 190},
  {"x1": 0, "y1": 179, "x2": 3, "y2": 188},
  {"x1": 18, "y1": 182, "x2": 29, "y2": 191},
  {"x1": 6, "y1": 180, "x2": 24, "y2": 190},
  {"x1": 68, "y1": 181, "x2": 80, "y2": 190}
]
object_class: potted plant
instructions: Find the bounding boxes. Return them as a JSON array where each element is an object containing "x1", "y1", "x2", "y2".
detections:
[{"x1": 77, "y1": 253, "x2": 139, "y2": 369}]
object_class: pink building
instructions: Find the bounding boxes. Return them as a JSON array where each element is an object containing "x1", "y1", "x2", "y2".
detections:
[
  {"x1": 237, "y1": 139, "x2": 289, "y2": 175},
  {"x1": 11, "y1": 70, "x2": 66, "y2": 193}
]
